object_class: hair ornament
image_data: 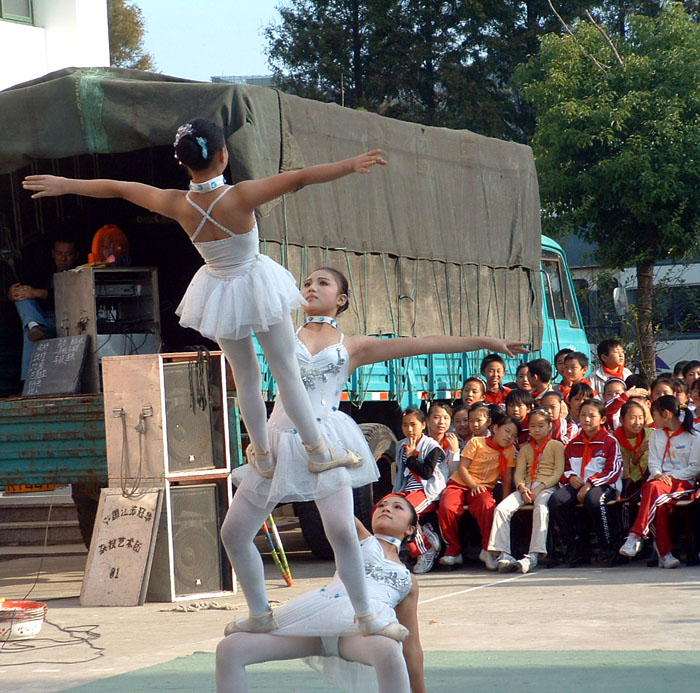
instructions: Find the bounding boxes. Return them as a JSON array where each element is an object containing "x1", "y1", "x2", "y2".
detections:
[
  {"x1": 196, "y1": 136, "x2": 208, "y2": 160},
  {"x1": 174, "y1": 122, "x2": 194, "y2": 148}
]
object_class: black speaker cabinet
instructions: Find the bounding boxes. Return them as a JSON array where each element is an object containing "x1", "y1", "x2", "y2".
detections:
[
  {"x1": 146, "y1": 482, "x2": 233, "y2": 601},
  {"x1": 102, "y1": 352, "x2": 231, "y2": 485}
]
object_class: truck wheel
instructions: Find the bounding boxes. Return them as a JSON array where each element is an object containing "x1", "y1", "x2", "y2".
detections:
[
  {"x1": 71, "y1": 482, "x2": 105, "y2": 549},
  {"x1": 295, "y1": 424, "x2": 397, "y2": 560}
]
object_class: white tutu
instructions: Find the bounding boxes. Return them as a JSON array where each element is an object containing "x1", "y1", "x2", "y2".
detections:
[
  {"x1": 231, "y1": 335, "x2": 380, "y2": 505},
  {"x1": 176, "y1": 225, "x2": 304, "y2": 341},
  {"x1": 272, "y1": 536, "x2": 412, "y2": 692}
]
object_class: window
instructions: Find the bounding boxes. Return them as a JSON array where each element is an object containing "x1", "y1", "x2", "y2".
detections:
[
  {"x1": 1, "y1": 0, "x2": 32, "y2": 23},
  {"x1": 541, "y1": 250, "x2": 580, "y2": 328}
]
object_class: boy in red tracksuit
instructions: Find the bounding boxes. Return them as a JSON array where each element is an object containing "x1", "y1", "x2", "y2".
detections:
[{"x1": 548, "y1": 398, "x2": 622, "y2": 566}]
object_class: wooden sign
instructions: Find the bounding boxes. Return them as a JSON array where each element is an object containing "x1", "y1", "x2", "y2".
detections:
[
  {"x1": 22, "y1": 335, "x2": 90, "y2": 397},
  {"x1": 80, "y1": 488, "x2": 163, "y2": 607}
]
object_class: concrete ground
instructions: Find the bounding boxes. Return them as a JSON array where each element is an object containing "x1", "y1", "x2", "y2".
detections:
[{"x1": 2, "y1": 522, "x2": 700, "y2": 692}]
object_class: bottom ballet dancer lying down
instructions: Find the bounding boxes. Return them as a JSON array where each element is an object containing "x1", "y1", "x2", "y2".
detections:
[{"x1": 216, "y1": 494, "x2": 426, "y2": 693}]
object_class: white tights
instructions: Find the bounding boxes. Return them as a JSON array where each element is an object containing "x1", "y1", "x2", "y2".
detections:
[
  {"x1": 218, "y1": 314, "x2": 329, "y2": 461},
  {"x1": 221, "y1": 486, "x2": 372, "y2": 619},
  {"x1": 216, "y1": 631, "x2": 410, "y2": 692}
]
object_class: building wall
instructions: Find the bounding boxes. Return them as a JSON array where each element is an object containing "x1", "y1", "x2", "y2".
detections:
[{"x1": 0, "y1": 0, "x2": 109, "y2": 91}]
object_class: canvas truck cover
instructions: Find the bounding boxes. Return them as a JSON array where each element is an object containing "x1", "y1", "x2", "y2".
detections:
[{"x1": 0, "y1": 67, "x2": 543, "y2": 347}]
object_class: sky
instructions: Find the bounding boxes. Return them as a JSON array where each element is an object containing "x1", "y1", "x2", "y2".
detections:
[{"x1": 137, "y1": 0, "x2": 284, "y2": 82}]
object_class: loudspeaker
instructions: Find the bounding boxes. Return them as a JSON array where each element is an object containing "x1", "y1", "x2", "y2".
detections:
[
  {"x1": 102, "y1": 352, "x2": 231, "y2": 485},
  {"x1": 146, "y1": 482, "x2": 231, "y2": 601}
]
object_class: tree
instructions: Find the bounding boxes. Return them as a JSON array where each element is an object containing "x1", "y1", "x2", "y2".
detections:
[
  {"x1": 516, "y1": 2, "x2": 700, "y2": 377},
  {"x1": 108, "y1": 0, "x2": 154, "y2": 71},
  {"x1": 265, "y1": 0, "x2": 590, "y2": 141}
]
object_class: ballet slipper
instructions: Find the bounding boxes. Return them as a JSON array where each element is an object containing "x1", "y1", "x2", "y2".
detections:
[
  {"x1": 223, "y1": 609, "x2": 278, "y2": 637},
  {"x1": 354, "y1": 612, "x2": 410, "y2": 642},
  {"x1": 245, "y1": 443, "x2": 275, "y2": 478},
  {"x1": 303, "y1": 438, "x2": 363, "y2": 474}
]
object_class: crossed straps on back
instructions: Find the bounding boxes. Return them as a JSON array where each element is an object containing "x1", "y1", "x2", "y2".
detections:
[{"x1": 185, "y1": 186, "x2": 237, "y2": 241}]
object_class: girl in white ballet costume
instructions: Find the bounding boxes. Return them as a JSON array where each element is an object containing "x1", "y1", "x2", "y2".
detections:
[
  {"x1": 226, "y1": 267, "x2": 527, "y2": 639},
  {"x1": 22, "y1": 117, "x2": 382, "y2": 480},
  {"x1": 216, "y1": 494, "x2": 426, "y2": 693}
]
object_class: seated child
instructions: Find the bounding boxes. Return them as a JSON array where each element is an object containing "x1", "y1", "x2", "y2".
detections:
[
  {"x1": 554, "y1": 348, "x2": 574, "y2": 387},
  {"x1": 673, "y1": 360, "x2": 689, "y2": 378},
  {"x1": 603, "y1": 379, "x2": 649, "y2": 431},
  {"x1": 613, "y1": 400, "x2": 652, "y2": 500},
  {"x1": 671, "y1": 378, "x2": 691, "y2": 410},
  {"x1": 426, "y1": 401, "x2": 460, "y2": 475},
  {"x1": 452, "y1": 405, "x2": 471, "y2": 452},
  {"x1": 682, "y1": 360, "x2": 700, "y2": 390},
  {"x1": 548, "y1": 398, "x2": 623, "y2": 566},
  {"x1": 487, "y1": 408, "x2": 565, "y2": 574},
  {"x1": 541, "y1": 390, "x2": 579, "y2": 445},
  {"x1": 481, "y1": 354, "x2": 511, "y2": 407},
  {"x1": 559, "y1": 351, "x2": 596, "y2": 401},
  {"x1": 620, "y1": 395, "x2": 700, "y2": 568},
  {"x1": 527, "y1": 358, "x2": 554, "y2": 401},
  {"x1": 392, "y1": 407, "x2": 447, "y2": 574},
  {"x1": 568, "y1": 382, "x2": 595, "y2": 425},
  {"x1": 505, "y1": 389, "x2": 534, "y2": 448},
  {"x1": 461, "y1": 376, "x2": 486, "y2": 407},
  {"x1": 468, "y1": 402, "x2": 492, "y2": 440},
  {"x1": 515, "y1": 363, "x2": 533, "y2": 392},
  {"x1": 437, "y1": 416, "x2": 520, "y2": 569},
  {"x1": 650, "y1": 377, "x2": 674, "y2": 405},
  {"x1": 590, "y1": 338, "x2": 632, "y2": 395}
]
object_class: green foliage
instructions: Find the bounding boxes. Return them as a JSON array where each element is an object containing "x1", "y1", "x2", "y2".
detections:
[
  {"x1": 517, "y1": 2, "x2": 700, "y2": 269},
  {"x1": 108, "y1": 0, "x2": 155, "y2": 71}
]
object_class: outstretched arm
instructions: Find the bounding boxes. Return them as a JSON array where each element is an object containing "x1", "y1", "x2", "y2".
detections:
[
  {"x1": 22, "y1": 176, "x2": 182, "y2": 218},
  {"x1": 395, "y1": 577, "x2": 425, "y2": 693},
  {"x1": 233, "y1": 150, "x2": 387, "y2": 212},
  {"x1": 347, "y1": 334, "x2": 529, "y2": 371}
]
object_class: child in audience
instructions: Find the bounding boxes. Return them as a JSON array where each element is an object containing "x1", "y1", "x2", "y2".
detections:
[
  {"x1": 690, "y1": 381, "x2": 700, "y2": 426},
  {"x1": 672, "y1": 378, "x2": 691, "y2": 408},
  {"x1": 541, "y1": 390, "x2": 579, "y2": 445},
  {"x1": 527, "y1": 358, "x2": 554, "y2": 401},
  {"x1": 650, "y1": 377, "x2": 674, "y2": 403},
  {"x1": 481, "y1": 354, "x2": 511, "y2": 407},
  {"x1": 619, "y1": 395, "x2": 700, "y2": 568},
  {"x1": 437, "y1": 417, "x2": 520, "y2": 569},
  {"x1": 560, "y1": 351, "x2": 596, "y2": 401},
  {"x1": 452, "y1": 405, "x2": 471, "y2": 452},
  {"x1": 505, "y1": 389, "x2": 534, "y2": 448},
  {"x1": 516, "y1": 363, "x2": 533, "y2": 392},
  {"x1": 590, "y1": 339, "x2": 632, "y2": 395},
  {"x1": 554, "y1": 348, "x2": 574, "y2": 386},
  {"x1": 468, "y1": 402, "x2": 492, "y2": 439},
  {"x1": 613, "y1": 400, "x2": 651, "y2": 499},
  {"x1": 426, "y1": 401, "x2": 461, "y2": 477},
  {"x1": 673, "y1": 360, "x2": 689, "y2": 378},
  {"x1": 602, "y1": 378, "x2": 627, "y2": 431},
  {"x1": 626, "y1": 373, "x2": 649, "y2": 391},
  {"x1": 488, "y1": 408, "x2": 565, "y2": 573},
  {"x1": 393, "y1": 407, "x2": 447, "y2": 574},
  {"x1": 567, "y1": 382, "x2": 595, "y2": 425},
  {"x1": 548, "y1": 398, "x2": 623, "y2": 566},
  {"x1": 461, "y1": 377, "x2": 486, "y2": 407},
  {"x1": 682, "y1": 360, "x2": 700, "y2": 389}
]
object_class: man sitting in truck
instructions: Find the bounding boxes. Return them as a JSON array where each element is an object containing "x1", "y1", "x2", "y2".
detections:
[{"x1": 7, "y1": 235, "x2": 77, "y2": 384}]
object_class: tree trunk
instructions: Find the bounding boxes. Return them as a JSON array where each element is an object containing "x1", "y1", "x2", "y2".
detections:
[
  {"x1": 636, "y1": 258, "x2": 656, "y2": 379},
  {"x1": 351, "y1": 0, "x2": 363, "y2": 105}
]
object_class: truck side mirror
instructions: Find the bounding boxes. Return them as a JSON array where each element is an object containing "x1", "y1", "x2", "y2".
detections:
[{"x1": 613, "y1": 287, "x2": 628, "y2": 316}]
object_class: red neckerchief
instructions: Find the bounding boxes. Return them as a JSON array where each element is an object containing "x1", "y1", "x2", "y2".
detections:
[
  {"x1": 603, "y1": 364, "x2": 625, "y2": 379},
  {"x1": 579, "y1": 430, "x2": 597, "y2": 478},
  {"x1": 662, "y1": 426, "x2": 684, "y2": 465},
  {"x1": 614, "y1": 426, "x2": 645, "y2": 478},
  {"x1": 529, "y1": 436, "x2": 551, "y2": 482},
  {"x1": 561, "y1": 377, "x2": 596, "y2": 402},
  {"x1": 485, "y1": 385, "x2": 511, "y2": 406},
  {"x1": 485, "y1": 437, "x2": 509, "y2": 482}
]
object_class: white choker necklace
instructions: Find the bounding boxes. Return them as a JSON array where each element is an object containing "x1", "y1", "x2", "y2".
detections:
[
  {"x1": 189, "y1": 175, "x2": 226, "y2": 193},
  {"x1": 375, "y1": 534, "x2": 403, "y2": 549},
  {"x1": 304, "y1": 316, "x2": 339, "y2": 329}
]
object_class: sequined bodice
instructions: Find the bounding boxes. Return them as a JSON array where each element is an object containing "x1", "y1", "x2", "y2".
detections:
[
  {"x1": 362, "y1": 536, "x2": 412, "y2": 605},
  {"x1": 296, "y1": 335, "x2": 349, "y2": 419}
]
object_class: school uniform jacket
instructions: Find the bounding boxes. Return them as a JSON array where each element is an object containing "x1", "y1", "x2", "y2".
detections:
[
  {"x1": 393, "y1": 434, "x2": 449, "y2": 503},
  {"x1": 552, "y1": 417, "x2": 579, "y2": 446},
  {"x1": 590, "y1": 366, "x2": 633, "y2": 398},
  {"x1": 564, "y1": 429, "x2": 623, "y2": 492},
  {"x1": 647, "y1": 428, "x2": 700, "y2": 481}
]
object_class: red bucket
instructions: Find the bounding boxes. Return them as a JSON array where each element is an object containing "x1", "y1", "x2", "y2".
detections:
[{"x1": 0, "y1": 600, "x2": 47, "y2": 641}]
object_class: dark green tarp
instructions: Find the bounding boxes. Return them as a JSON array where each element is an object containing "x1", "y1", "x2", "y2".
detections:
[{"x1": 0, "y1": 67, "x2": 543, "y2": 345}]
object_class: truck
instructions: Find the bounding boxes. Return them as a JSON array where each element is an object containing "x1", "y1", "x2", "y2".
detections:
[{"x1": 0, "y1": 67, "x2": 590, "y2": 559}]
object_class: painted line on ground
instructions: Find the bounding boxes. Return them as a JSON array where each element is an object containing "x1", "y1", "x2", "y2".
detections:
[{"x1": 418, "y1": 572, "x2": 531, "y2": 605}]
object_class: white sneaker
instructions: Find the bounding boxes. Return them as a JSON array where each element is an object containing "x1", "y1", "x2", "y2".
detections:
[
  {"x1": 517, "y1": 553, "x2": 538, "y2": 574},
  {"x1": 479, "y1": 549, "x2": 499, "y2": 571},
  {"x1": 421, "y1": 522, "x2": 442, "y2": 555},
  {"x1": 658, "y1": 552, "x2": 680, "y2": 569},
  {"x1": 619, "y1": 534, "x2": 642, "y2": 557},
  {"x1": 439, "y1": 553, "x2": 464, "y2": 567},
  {"x1": 496, "y1": 552, "x2": 517, "y2": 573},
  {"x1": 413, "y1": 546, "x2": 437, "y2": 574}
]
